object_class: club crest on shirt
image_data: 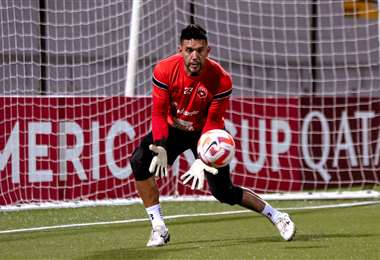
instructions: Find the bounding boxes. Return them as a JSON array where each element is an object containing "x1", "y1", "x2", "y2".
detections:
[{"x1": 197, "y1": 86, "x2": 207, "y2": 98}]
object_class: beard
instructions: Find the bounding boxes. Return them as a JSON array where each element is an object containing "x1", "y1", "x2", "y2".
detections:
[{"x1": 186, "y1": 62, "x2": 202, "y2": 76}]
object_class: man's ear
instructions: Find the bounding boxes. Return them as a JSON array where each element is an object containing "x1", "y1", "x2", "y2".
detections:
[{"x1": 177, "y1": 45, "x2": 182, "y2": 53}]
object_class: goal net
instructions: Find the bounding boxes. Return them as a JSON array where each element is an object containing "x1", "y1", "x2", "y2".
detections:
[{"x1": 0, "y1": 0, "x2": 379, "y2": 209}]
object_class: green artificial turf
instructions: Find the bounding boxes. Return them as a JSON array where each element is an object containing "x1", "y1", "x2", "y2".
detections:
[{"x1": 0, "y1": 200, "x2": 379, "y2": 259}]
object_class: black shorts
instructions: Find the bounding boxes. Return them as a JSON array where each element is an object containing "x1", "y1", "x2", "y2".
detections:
[{"x1": 130, "y1": 126, "x2": 232, "y2": 189}]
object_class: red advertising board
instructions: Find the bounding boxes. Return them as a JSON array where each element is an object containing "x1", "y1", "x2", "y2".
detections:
[
  {"x1": 0, "y1": 97, "x2": 150, "y2": 205},
  {"x1": 0, "y1": 97, "x2": 379, "y2": 205},
  {"x1": 299, "y1": 97, "x2": 380, "y2": 189}
]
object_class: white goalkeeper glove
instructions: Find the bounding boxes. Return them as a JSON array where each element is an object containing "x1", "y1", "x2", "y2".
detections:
[
  {"x1": 180, "y1": 159, "x2": 218, "y2": 190},
  {"x1": 149, "y1": 144, "x2": 168, "y2": 177}
]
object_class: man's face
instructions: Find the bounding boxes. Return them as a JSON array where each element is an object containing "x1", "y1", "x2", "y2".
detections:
[{"x1": 178, "y1": 39, "x2": 210, "y2": 76}]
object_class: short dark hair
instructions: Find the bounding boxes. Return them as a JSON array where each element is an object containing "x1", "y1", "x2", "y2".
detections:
[{"x1": 180, "y1": 24, "x2": 207, "y2": 43}]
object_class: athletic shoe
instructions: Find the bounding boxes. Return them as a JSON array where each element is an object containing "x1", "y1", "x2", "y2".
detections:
[
  {"x1": 274, "y1": 212, "x2": 296, "y2": 241},
  {"x1": 146, "y1": 225, "x2": 170, "y2": 247}
]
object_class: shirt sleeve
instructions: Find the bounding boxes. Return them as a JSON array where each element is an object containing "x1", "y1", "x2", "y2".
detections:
[
  {"x1": 202, "y1": 74, "x2": 232, "y2": 133},
  {"x1": 151, "y1": 65, "x2": 170, "y2": 144}
]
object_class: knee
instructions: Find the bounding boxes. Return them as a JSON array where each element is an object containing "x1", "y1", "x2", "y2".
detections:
[
  {"x1": 130, "y1": 148, "x2": 153, "y2": 181},
  {"x1": 210, "y1": 185, "x2": 243, "y2": 206}
]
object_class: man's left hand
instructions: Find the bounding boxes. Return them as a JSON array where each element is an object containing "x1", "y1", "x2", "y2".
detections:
[{"x1": 180, "y1": 159, "x2": 218, "y2": 190}]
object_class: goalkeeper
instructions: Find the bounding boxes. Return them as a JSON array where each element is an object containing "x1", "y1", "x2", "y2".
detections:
[{"x1": 130, "y1": 24, "x2": 296, "y2": 247}]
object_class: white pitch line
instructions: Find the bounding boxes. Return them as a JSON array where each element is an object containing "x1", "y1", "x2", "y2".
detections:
[{"x1": 0, "y1": 200, "x2": 379, "y2": 235}]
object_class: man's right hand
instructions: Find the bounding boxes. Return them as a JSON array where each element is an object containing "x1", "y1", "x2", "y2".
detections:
[{"x1": 149, "y1": 144, "x2": 168, "y2": 177}]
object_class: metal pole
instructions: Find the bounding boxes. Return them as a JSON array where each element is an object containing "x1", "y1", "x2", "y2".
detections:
[
  {"x1": 125, "y1": 0, "x2": 141, "y2": 97},
  {"x1": 39, "y1": 0, "x2": 47, "y2": 95},
  {"x1": 190, "y1": 0, "x2": 195, "y2": 24},
  {"x1": 310, "y1": 0, "x2": 318, "y2": 94}
]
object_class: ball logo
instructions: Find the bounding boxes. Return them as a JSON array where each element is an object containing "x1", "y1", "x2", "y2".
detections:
[{"x1": 205, "y1": 140, "x2": 218, "y2": 155}]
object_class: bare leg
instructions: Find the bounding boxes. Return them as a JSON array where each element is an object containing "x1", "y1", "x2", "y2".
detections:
[
  {"x1": 239, "y1": 188, "x2": 266, "y2": 213},
  {"x1": 136, "y1": 176, "x2": 170, "y2": 247},
  {"x1": 240, "y1": 187, "x2": 296, "y2": 241},
  {"x1": 135, "y1": 176, "x2": 159, "y2": 207}
]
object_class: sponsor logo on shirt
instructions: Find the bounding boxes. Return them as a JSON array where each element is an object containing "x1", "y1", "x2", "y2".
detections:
[
  {"x1": 172, "y1": 117, "x2": 195, "y2": 131},
  {"x1": 177, "y1": 108, "x2": 199, "y2": 116}
]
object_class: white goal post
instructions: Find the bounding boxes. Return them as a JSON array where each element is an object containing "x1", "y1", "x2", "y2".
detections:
[{"x1": 0, "y1": 0, "x2": 379, "y2": 210}]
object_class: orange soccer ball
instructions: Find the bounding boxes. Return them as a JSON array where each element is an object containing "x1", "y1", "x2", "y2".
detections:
[{"x1": 197, "y1": 129, "x2": 235, "y2": 168}]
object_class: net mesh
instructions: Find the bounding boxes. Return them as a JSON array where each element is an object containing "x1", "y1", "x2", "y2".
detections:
[{"x1": 0, "y1": 0, "x2": 379, "y2": 206}]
